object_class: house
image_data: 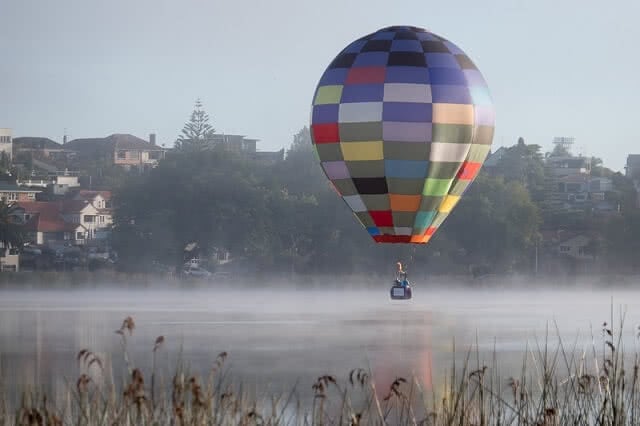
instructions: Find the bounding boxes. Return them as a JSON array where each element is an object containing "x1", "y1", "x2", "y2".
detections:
[
  {"x1": 210, "y1": 134, "x2": 258, "y2": 153},
  {"x1": 252, "y1": 149, "x2": 285, "y2": 165},
  {"x1": 588, "y1": 177, "x2": 613, "y2": 193},
  {"x1": 625, "y1": 154, "x2": 640, "y2": 179},
  {"x1": 557, "y1": 234, "x2": 593, "y2": 260},
  {"x1": 541, "y1": 230, "x2": 594, "y2": 261},
  {"x1": 13, "y1": 197, "x2": 111, "y2": 245},
  {"x1": 0, "y1": 182, "x2": 41, "y2": 202},
  {"x1": 64, "y1": 133, "x2": 166, "y2": 171},
  {"x1": 0, "y1": 128, "x2": 12, "y2": 160},
  {"x1": 12, "y1": 137, "x2": 71, "y2": 160},
  {"x1": 546, "y1": 155, "x2": 591, "y2": 178},
  {"x1": 70, "y1": 190, "x2": 113, "y2": 239},
  {"x1": 556, "y1": 174, "x2": 589, "y2": 201},
  {"x1": 0, "y1": 251, "x2": 19, "y2": 271},
  {"x1": 72, "y1": 189, "x2": 112, "y2": 209},
  {"x1": 48, "y1": 171, "x2": 81, "y2": 195},
  {"x1": 13, "y1": 201, "x2": 87, "y2": 245},
  {"x1": 17, "y1": 170, "x2": 81, "y2": 196}
]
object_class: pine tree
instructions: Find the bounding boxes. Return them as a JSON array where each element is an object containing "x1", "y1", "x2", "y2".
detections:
[
  {"x1": 175, "y1": 99, "x2": 216, "y2": 152},
  {"x1": 0, "y1": 201, "x2": 23, "y2": 253}
]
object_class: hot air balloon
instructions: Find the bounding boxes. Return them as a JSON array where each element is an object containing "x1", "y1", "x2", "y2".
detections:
[{"x1": 310, "y1": 25, "x2": 495, "y2": 244}]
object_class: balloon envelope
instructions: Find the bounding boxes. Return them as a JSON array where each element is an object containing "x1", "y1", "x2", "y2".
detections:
[{"x1": 310, "y1": 25, "x2": 495, "y2": 244}]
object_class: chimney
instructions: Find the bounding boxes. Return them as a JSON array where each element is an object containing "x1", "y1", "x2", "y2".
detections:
[{"x1": 149, "y1": 133, "x2": 156, "y2": 145}]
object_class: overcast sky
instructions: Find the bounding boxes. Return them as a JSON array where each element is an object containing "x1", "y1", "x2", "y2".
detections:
[{"x1": 1, "y1": 0, "x2": 638, "y2": 171}]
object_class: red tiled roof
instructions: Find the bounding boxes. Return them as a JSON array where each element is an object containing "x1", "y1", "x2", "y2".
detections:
[
  {"x1": 65, "y1": 134, "x2": 164, "y2": 151},
  {"x1": 18, "y1": 202, "x2": 66, "y2": 233},
  {"x1": 16, "y1": 201, "x2": 91, "y2": 233},
  {"x1": 24, "y1": 214, "x2": 84, "y2": 233}
]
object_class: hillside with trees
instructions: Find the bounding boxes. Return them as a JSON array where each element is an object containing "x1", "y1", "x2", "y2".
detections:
[{"x1": 109, "y1": 103, "x2": 640, "y2": 279}]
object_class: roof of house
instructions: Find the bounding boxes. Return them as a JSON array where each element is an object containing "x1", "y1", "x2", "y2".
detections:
[
  {"x1": 0, "y1": 182, "x2": 41, "y2": 193},
  {"x1": 540, "y1": 229, "x2": 596, "y2": 246},
  {"x1": 13, "y1": 137, "x2": 63, "y2": 150},
  {"x1": 65, "y1": 134, "x2": 165, "y2": 151},
  {"x1": 16, "y1": 199, "x2": 94, "y2": 216},
  {"x1": 14, "y1": 201, "x2": 84, "y2": 233},
  {"x1": 558, "y1": 234, "x2": 591, "y2": 246},
  {"x1": 211, "y1": 134, "x2": 259, "y2": 144},
  {"x1": 74, "y1": 189, "x2": 112, "y2": 201}
]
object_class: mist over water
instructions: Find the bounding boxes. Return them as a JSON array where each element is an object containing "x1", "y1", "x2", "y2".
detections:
[{"x1": 1, "y1": 280, "x2": 639, "y2": 409}]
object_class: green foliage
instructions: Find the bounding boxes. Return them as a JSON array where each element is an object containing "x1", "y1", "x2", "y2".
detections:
[
  {"x1": 111, "y1": 125, "x2": 640, "y2": 277},
  {"x1": 603, "y1": 210, "x2": 640, "y2": 272},
  {"x1": 495, "y1": 137, "x2": 545, "y2": 201},
  {"x1": 443, "y1": 175, "x2": 541, "y2": 271},
  {"x1": 174, "y1": 99, "x2": 216, "y2": 152},
  {"x1": 0, "y1": 152, "x2": 10, "y2": 174},
  {"x1": 0, "y1": 201, "x2": 24, "y2": 251}
]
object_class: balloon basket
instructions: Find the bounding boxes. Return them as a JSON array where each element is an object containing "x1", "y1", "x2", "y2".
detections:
[{"x1": 390, "y1": 285, "x2": 412, "y2": 300}]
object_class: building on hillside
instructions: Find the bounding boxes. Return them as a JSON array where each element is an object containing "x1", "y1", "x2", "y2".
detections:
[
  {"x1": 49, "y1": 171, "x2": 81, "y2": 195},
  {"x1": 625, "y1": 154, "x2": 640, "y2": 179},
  {"x1": 12, "y1": 201, "x2": 87, "y2": 245},
  {"x1": 557, "y1": 234, "x2": 593, "y2": 261},
  {"x1": 0, "y1": 183, "x2": 40, "y2": 202},
  {"x1": 0, "y1": 249, "x2": 19, "y2": 271},
  {"x1": 252, "y1": 149, "x2": 285, "y2": 165},
  {"x1": 545, "y1": 155, "x2": 591, "y2": 178},
  {"x1": 12, "y1": 137, "x2": 73, "y2": 161},
  {"x1": 17, "y1": 170, "x2": 81, "y2": 195},
  {"x1": 70, "y1": 190, "x2": 113, "y2": 239},
  {"x1": 13, "y1": 197, "x2": 112, "y2": 245},
  {"x1": 210, "y1": 134, "x2": 258, "y2": 153},
  {"x1": 540, "y1": 230, "x2": 595, "y2": 261},
  {"x1": 625, "y1": 155, "x2": 640, "y2": 208},
  {"x1": 64, "y1": 133, "x2": 166, "y2": 171},
  {"x1": 0, "y1": 129, "x2": 13, "y2": 160}
]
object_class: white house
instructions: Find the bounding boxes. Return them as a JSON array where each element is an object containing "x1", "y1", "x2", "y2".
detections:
[{"x1": 557, "y1": 234, "x2": 593, "y2": 260}]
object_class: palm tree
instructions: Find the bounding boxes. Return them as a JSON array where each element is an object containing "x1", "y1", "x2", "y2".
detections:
[{"x1": 0, "y1": 200, "x2": 24, "y2": 254}]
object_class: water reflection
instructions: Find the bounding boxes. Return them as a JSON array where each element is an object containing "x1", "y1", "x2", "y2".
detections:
[{"x1": 0, "y1": 287, "x2": 637, "y2": 412}]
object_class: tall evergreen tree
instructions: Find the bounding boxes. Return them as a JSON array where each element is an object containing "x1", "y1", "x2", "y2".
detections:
[
  {"x1": 0, "y1": 201, "x2": 24, "y2": 252},
  {"x1": 175, "y1": 99, "x2": 216, "y2": 152}
]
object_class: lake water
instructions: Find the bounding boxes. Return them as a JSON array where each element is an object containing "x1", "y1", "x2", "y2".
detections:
[{"x1": 1, "y1": 283, "x2": 639, "y2": 412}]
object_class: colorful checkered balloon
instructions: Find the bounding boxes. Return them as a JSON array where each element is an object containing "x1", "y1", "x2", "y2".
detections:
[{"x1": 310, "y1": 25, "x2": 495, "y2": 244}]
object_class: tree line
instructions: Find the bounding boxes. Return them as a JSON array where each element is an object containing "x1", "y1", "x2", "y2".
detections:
[
  {"x1": 107, "y1": 98, "x2": 639, "y2": 279},
  {"x1": 3, "y1": 100, "x2": 636, "y2": 279}
]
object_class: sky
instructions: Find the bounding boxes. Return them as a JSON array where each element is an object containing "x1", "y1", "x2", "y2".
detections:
[{"x1": 1, "y1": 0, "x2": 638, "y2": 172}]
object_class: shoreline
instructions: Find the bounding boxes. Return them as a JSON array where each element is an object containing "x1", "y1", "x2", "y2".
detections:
[{"x1": 0, "y1": 270, "x2": 638, "y2": 291}]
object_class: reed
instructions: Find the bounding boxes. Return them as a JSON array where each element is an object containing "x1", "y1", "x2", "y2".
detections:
[{"x1": 3, "y1": 308, "x2": 640, "y2": 425}]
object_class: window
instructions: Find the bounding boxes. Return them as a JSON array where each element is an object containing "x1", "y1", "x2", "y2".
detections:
[
  {"x1": 76, "y1": 232, "x2": 84, "y2": 239},
  {"x1": 117, "y1": 150, "x2": 126, "y2": 159},
  {"x1": 84, "y1": 215, "x2": 94, "y2": 223},
  {"x1": 559, "y1": 246, "x2": 570, "y2": 252}
]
